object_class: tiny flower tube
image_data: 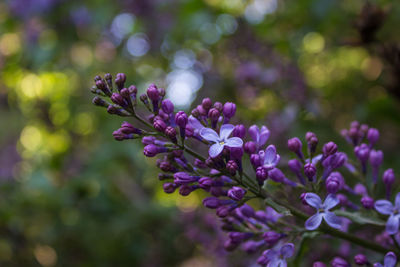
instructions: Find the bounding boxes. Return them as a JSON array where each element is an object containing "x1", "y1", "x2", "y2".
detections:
[
  {"x1": 370, "y1": 150, "x2": 383, "y2": 184},
  {"x1": 143, "y1": 144, "x2": 168, "y2": 157},
  {"x1": 383, "y1": 168, "x2": 395, "y2": 199},
  {"x1": 288, "y1": 159, "x2": 305, "y2": 185}
]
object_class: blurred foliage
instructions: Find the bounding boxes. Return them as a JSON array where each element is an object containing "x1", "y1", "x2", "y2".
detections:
[{"x1": 0, "y1": 0, "x2": 400, "y2": 266}]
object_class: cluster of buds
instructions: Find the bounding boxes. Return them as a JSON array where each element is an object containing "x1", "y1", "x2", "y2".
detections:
[{"x1": 91, "y1": 73, "x2": 399, "y2": 266}]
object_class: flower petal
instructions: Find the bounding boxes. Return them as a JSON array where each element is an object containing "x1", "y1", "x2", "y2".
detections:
[
  {"x1": 375, "y1": 200, "x2": 394, "y2": 215},
  {"x1": 263, "y1": 249, "x2": 278, "y2": 261},
  {"x1": 264, "y1": 145, "x2": 277, "y2": 164},
  {"x1": 386, "y1": 214, "x2": 400, "y2": 235},
  {"x1": 305, "y1": 213, "x2": 323, "y2": 230},
  {"x1": 395, "y1": 193, "x2": 400, "y2": 210},
  {"x1": 209, "y1": 143, "x2": 224, "y2": 158},
  {"x1": 259, "y1": 126, "x2": 270, "y2": 147},
  {"x1": 225, "y1": 137, "x2": 243, "y2": 148},
  {"x1": 276, "y1": 259, "x2": 287, "y2": 267},
  {"x1": 248, "y1": 125, "x2": 260, "y2": 144},
  {"x1": 324, "y1": 194, "x2": 340, "y2": 210},
  {"x1": 220, "y1": 124, "x2": 235, "y2": 140},
  {"x1": 384, "y1": 252, "x2": 397, "y2": 267},
  {"x1": 280, "y1": 243, "x2": 294, "y2": 258},
  {"x1": 200, "y1": 127, "x2": 219, "y2": 142},
  {"x1": 374, "y1": 263, "x2": 383, "y2": 267},
  {"x1": 304, "y1": 193, "x2": 322, "y2": 209},
  {"x1": 323, "y1": 212, "x2": 342, "y2": 229},
  {"x1": 188, "y1": 115, "x2": 204, "y2": 133}
]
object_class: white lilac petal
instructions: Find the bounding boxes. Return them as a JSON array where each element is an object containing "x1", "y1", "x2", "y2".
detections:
[
  {"x1": 219, "y1": 124, "x2": 235, "y2": 140},
  {"x1": 375, "y1": 200, "x2": 394, "y2": 215},
  {"x1": 200, "y1": 127, "x2": 219, "y2": 143},
  {"x1": 323, "y1": 212, "x2": 342, "y2": 229},
  {"x1": 386, "y1": 214, "x2": 400, "y2": 235},
  {"x1": 323, "y1": 194, "x2": 340, "y2": 210},
  {"x1": 305, "y1": 213, "x2": 323, "y2": 230},
  {"x1": 304, "y1": 193, "x2": 322, "y2": 209},
  {"x1": 225, "y1": 137, "x2": 243, "y2": 148},
  {"x1": 209, "y1": 143, "x2": 224, "y2": 158}
]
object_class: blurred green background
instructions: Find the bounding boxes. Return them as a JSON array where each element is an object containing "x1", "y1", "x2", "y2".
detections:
[{"x1": 0, "y1": 0, "x2": 400, "y2": 266}]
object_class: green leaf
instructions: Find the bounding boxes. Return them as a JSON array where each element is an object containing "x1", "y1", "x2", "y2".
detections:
[{"x1": 335, "y1": 210, "x2": 385, "y2": 226}]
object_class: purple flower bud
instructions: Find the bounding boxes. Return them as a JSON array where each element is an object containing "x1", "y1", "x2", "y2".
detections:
[
  {"x1": 174, "y1": 172, "x2": 199, "y2": 185},
  {"x1": 304, "y1": 163, "x2": 316, "y2": 181},
  {"x1": 228, "y1": 186, "x2": 246, "y2": 201},
  {"x1": 256, "y1": 167, "x2": 268, "y2": 185},
  {"x1": 326, "y1": 172, "x2": 344, "y2": 194},
  {"x1": 115, "y1": 73, "x2": 126, "y2": 90},
  {"x1": 240, "y1": 204, "x2": 255, "y2": 218},
  {"x1": 120, "y1": 122, "x2": 142, "y2": 134},
  {"x1": 217, "y1": 205, "x2": 231, "y2": 218},
  {"x1": 250, "y1": 154, "x2": 261, "y2": 168},
  {"x1": 354, "y1": 183, "x2": 368, "y2": 196},
  {"x1": 226, "y1": 160, "x2": 239, "y2": 175},
  {"x1": 146, "y1": 84, "x2": 159, "y2": 101},
  {"x1": 242, "y1": 240, "x2": 264, "y2": 254},
  {"x1": 196, "y1": 105, "x2": 207, "y2": 116},
  {"x1": 229, "y1": 232, "x2": 251, "y2": 244},
  {"x1": 313, "y1": 262, "x2": 327, "y2": 267},
  {"x1": 159, "y1": 161, "x2": 174, "y2": 172},
  {"x1": 262, "y1": 231, "x2": 280, "y2": 245},
  {"x1": 179, "y1": 185, "x2": 195, "y2": 196},
  {"x1": 230, "y1": 147, "x2": 243, "y2": 160},
  {"x1": 203, "y1": 197, "x2": 220, "y2": 208},
  {"x1": 165, "y1": 126, "x2": 177, "y2": 140},
  {"x1": 175, "y1": 111, "x2": 188, "y2": 128},
  {"x1": 143, "y1": 144, "x2": 166, "y2": 157},
  {"x1": 383, "y1": 168, "x2": 395, "y2": 188},
  {"x1": 142, "y1": 136, "x2": 158, "y2": 145},
  {"x1": 370, "y1": 150, "x2": 383, "y2": 167},
  {"x1": 268, "y1": 168, "x2": 285, "y2": 183},
  {"x1": 213, "y1": 101, "x2": 223, "y2": 111},
  {"x1": 244, "y1": 141, "x2": 256, "y2": 154},
  {"x1": 232, "y1": 124, "x2": 246, "y2": 138},
  {"x1": 331, "y1": 257, "x2": 350, "y2": 267},
  {"x1": 367, "y1": 128, "x2": 379, "y2": 146},
  {"x1": 222, "y1": 102, "x2": 236, "y2": 119},
  {"x1": 306, "y1": 132, "x2": 319, "y2": 154},
  {"x1": 199, "y1": 177, "x2": 213, "y2": 190},
  {"x1": 288, "y1": 137, "x2": 304, "y2": 159},
  {"x1": 208, "y1": 108, "x2": 220, "y2": 126},
  {"x1": 323, "y1": 141, "x2": 338, "y2": 157},
  {"x1": 111, "y1": 93, "x2": 127, "y2": 107},
  {"x1": 361, "y1": 196, "x2": 374, "y2": 209},
  {"x1": 112, "y1": 129, "x2": 132, "y2": 141},
  {"x1": 153, "y1": 119, "x2": 167, "y2": 132},
  {"x1": 163, "y1": 182, "x2": 176, "y2": 194},
  {"x1": 288, "y1": 159, "x2": 305, "y2": 185},
  {"x1": 354, "y1": 254, "x2": 369, "y2": 265},
  {"x1": 161, "y1": 99, "x2": 174, "y2": 114},
  {"x1": 201, "y1": 98, "x2": 212, "y2": 110}
]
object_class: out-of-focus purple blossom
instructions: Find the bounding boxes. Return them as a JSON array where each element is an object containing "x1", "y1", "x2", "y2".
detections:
[
  {"x1": 361, "y1": 196, "x2": 374, "y2": 209},
  {"x1": 331, "y1": 256, "x2": 350, "y2": 267},
  {"x1": 304, "y1": 193, "x2": 342, "y2": 230},
  {"x1": 248, "y1": 125, "x2": 270, "y2": 150},
  {"x1": 288, "y1": 137, "x2": 304, "y2": 159},
  {"x1": 313, "y1": 262, "x2": 327, "y2": 267},
  {"x1": 200, "y1": 124, "x2": 243, "y2": 158},
  {"x1": 322, "y1": 152, "x2": 347, "y2": 179},
  {"x1": 304, "y1": 163, "x2": 316, "y2": 181},
  {"x1": 373, "y1": 251, "x2": 397, "y2": 267},
  {"x1": 323, "y1": 141, "x2": 338, "y2": 158},
  {"x1": 374, "y1": 193, "x2": 400, "y2": 235},
  {"x1": 222, "y1": 102, "x2": 236, "y2": 123},
  {"x1": 326, "y1": 172, "x2": 344, "y2": 194},
  {"x1": 354, "y1": 144, "x2": 370, "y2": 174},
  {"x1": 354, "y1": 183, "x2": 368, "y2": 196},
  {"x1": 288, "y1": 159, "x2": 305, "y2": 185},
  {"x1": 383, "y1": 169, "x2": 395, "y2": 199},
  {"x1": 227, "y1": 187, "x2": 246, "y2": 201},
  {"x1": 257, "y1": 243, "x2": 294, "y2": 266},
  {"x1": 354, "y1": 254, "x2": 369, "y2": 265},
  {"x1": 367, "y1": 128, "x2": 380, "y2": 147},
  {"x1": 306, "y1": 132, "x2": 319, "y2": 154},
  {"x1": 262, "y1": 231, "x2": 281, "y2": 245}
]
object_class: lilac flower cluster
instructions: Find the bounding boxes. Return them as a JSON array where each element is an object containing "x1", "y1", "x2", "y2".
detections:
[{"x1": 91, "y1": 73, "x2": 399, "y2": 265}]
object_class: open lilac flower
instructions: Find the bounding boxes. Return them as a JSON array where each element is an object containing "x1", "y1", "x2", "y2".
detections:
[
  {"x1": 249, "y1": 125, "x2": 270, "y2": 150},
  {"x1": 374, "y1": 192, "x2": 400, "y2": 235},
  {"x1": 259, "y1": 145, "x2": 280, "y2": 170},
  {"x1": 304, "y1": 193, "x2": 342, "y2": 230},
  {"x1": 200, "y1": 124, "x2": 243, "y2": 158},
  {"x1": 257, "y1": 243, "x2": 294, "y2": 267},
  {"x1": 373, "y1": 251, "x2": 397, "y2": 267}
]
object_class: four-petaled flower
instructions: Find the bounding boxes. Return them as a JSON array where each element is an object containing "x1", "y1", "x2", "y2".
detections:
[
  {"x1": 259, "y1": 145, "x2": 280, "y2": 170},
  {"x1": 304, "y1": 193, "x2": 342, "y2": 230},
  {"x1": 200, "y1": 124, "x2": 243, "y2": 158},
  {"x1": 374, "y1": 251, "x2": 397, "y2": 267},
  {"x1": 375, "y1": 192, "x2": 400, "y2": 235},
  {"x1": 249, "y1": 125, "x2": 270, "y2": 149},
  {"x1": 257, "y1": 243, "x2": 294, "y2": 267}
]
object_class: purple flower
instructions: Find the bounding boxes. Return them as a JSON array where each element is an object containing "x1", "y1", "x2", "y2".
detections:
[
  {"x1": 248, "y1": 125, "x2": 270, "y2": 149},
  {"x1": 374, "y1": 251, "x2": 397, "y2": 267},
  {"x1": 257, "y1": 243, "x2": 295, "y2": 266},
  {"x1": 228, "y1": 186, "x2": 246, "y2": 201},
  {"x1": 304, "y1": 193, "x2": 342, "y2": 230},
  {"x1": 259, "y1": 145, "x2": 280, "y2": 170},
  {"x1": 374, "y1": 193, "x2": 400, "y2": 235},
  {"x1": 187, "y1": 115, "x2": 204, "y2": 136},
  {"x1": 200, "y1": 124, "x2": 243, "y2": 158}
]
